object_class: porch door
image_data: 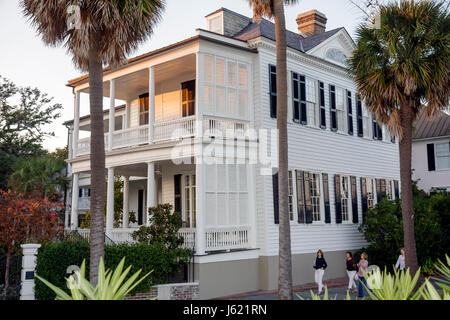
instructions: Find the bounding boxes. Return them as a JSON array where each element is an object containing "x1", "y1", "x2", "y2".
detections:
[
  {"x1": 138, "y1": 189, "x2": 145, "y2": 225},
  {"x1": 181, "y1": 80, "x2": 195, "y2": 117},
  {"x1": 182, "y1": 174, "x2": 196, "y2": 228}
]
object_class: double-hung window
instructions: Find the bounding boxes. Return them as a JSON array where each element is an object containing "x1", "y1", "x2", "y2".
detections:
[
  {"x1": 340, "y1": 176, "x2": 350, "y2": 222},
  {"x1": 319, "y1": 81, "x2": 326, "y2": 128},
  {"x1": 269, "y1": 65, "x2": 277, "y2": 118},
  {"x1": 435, "y1": 142, "x2": 450, "y2": 170},
  {"x1": 366, "y1": 178, "x2": 375, "y2": 209},
  {"x1": 386, "y1": 179, "x2": 394, "y2": 200},
  {"x1": 139, "y1": 93, "x2": 149, "y2": 125},
  {"x1": 181, "y1": 80, "x2": 195, "y2": 117},
  {"x1": 310, "y1": 173, "x2": 321, "y2": 222},
  {"x1": 347, "y1": 90, "x2": 354, "y2": 135},
  {"x1": 329, "y1": 85, "x2": 337, "y2": 131},
  {"x1": 336, "y1": 87, "x2": 346, "y2": 132},
  {"x1": 373, "y1": 119, "x2": 383, "y2": 140},
  {"x1": 292, "y1": 72, "x2": 307, "y2": 124}
]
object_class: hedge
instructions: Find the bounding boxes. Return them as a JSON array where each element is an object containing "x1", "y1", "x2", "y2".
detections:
[{"x1": 35, "y1": 239, "x2": 192, "y2": 300}]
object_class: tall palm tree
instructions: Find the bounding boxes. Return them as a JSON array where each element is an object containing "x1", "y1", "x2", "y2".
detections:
[
  {"x1": 349, "y1": 0, "x2": 449, "y2": 275},
  {"x1": 21, "y1": 0, "x2": 165, "y2": 285},
  {"x1": 247, "y1": 0, "x2": 298, "y2": 300}
]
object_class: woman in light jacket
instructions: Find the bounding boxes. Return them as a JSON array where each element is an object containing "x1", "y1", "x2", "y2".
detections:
[
  {"x1": 395, "y1": 248, "x2": 405, "y2": 271},
  {"x1": 345, "y1": 251, "x2": 358, "y2": 294},
  {"x1": 313, "y1": 249, "x2": 328, "y2": 294},
  {"x1": 357, "y1": 252, "x2": 369, "y2": 298}
]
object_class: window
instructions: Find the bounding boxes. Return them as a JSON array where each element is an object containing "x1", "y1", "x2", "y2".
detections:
[
  {"x1": 310, "y1": 173, "x2": 321, "y2": 221},
  {"x1": 288, "y1": 171, "x2": 294, "y2": 221},
  {"x1": 386, "y1": 180, "x2": 393, "y2": 200},
  {"x1": 435, "y1": 142, "x2": 450, "y2": 170},
  {"x1": 347, "y1": 90, "x2": 354, "y2": 135},
  {"x1": 336, "y1": 87, "x2": 346, "y2": 132},
  {"x1": 292, "y1": 72, "x2": 307, "y2": 124},
  {"x1": 329, "y1": 85, "x2": 337, "y2": 131},
  {"x1": 341, "y1": 176, "x2": 350, "y2": 221},
  {"x1": 183, "y1": 175, "x2": 196, "y2": 228},
  {"x1": 139, "y1": 93, "x2": 149, "y2": 125},
  {"x1": 181, "y1": 80, "x2": 195, "y2": 117},
  {"x1": 373, "y1": 119, "x2": 383, "y2": 140},
  {"x1": 79, "y1": 188, "x2": 90, "y2": 198},
  {"x1": 366, "y1": 178, "x2": 375, "y2": 209},
  {"x1": 356, "y1": 94, "x2": 363, "y2": 137},
  {"x1": 269, "y1": 65, "x2": 277, "y2": 118},
  {"x1": 319, "y1": 81, "x2": 326, "y2": 128}
]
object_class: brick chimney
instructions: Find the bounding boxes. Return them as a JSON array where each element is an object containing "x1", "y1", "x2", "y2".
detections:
[{"x1": 296, "y1": 10, "x2": 327, "y2": 36}]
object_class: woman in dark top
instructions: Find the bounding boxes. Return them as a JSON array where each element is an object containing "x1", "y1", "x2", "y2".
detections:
[
  {"x1": 313, "y1": 249, "x2": 327, "y2": 294},
  {"x1": 345, "y1": 251, "x2": 358, "y2": 294}
]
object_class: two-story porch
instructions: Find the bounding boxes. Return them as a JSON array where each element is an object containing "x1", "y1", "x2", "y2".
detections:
[{"x1": 66, "y1": 30, "x2": 258, "y2": 256}]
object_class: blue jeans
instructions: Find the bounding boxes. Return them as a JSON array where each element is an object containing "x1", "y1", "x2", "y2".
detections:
[{"x1": 358, "y1": 276, "x2": 367, "y2": 297}]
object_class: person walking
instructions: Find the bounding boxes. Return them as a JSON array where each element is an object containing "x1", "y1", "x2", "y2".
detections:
[
  {"x1": 345, "y1": 251, "x2": 358, "y2": 294},
  {"x1": 357, "y1": 252, "x2": 369, "y2": 298},
  {"x1": 313, "y1": 249, "x2": 327, "y2": 295},
  {"x1": 395, "y1": 248, "x2": 405, "y2": 271}
]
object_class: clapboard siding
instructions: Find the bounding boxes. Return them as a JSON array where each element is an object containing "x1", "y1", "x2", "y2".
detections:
[{"x1": 254, "y1": 44, "x2": 399, "y2": 256}]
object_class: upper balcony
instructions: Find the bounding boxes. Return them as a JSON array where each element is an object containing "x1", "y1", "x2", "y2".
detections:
[{"x1": 66, "y1": 33, "x2": 255, "y2": 161}]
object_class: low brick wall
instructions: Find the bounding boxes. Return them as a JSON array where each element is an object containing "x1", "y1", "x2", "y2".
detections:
[{"x1": 124, "y1": 283, "x2": 199, "y2": 300}]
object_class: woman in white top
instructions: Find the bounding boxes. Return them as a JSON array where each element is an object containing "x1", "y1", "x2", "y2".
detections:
[{"x1": 395, "y1": 248, "x2": 405, "y2": 270}]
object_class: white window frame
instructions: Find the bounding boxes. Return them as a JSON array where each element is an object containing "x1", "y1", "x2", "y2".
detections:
[
  {"x1": 435, "y1": 142, "x2": 450, "y2": 171},
  {"x1": 366, "y1": 177, "x2": 376, "y2": 209},
  {"x1": 340, "y1": 176, "x2": 352, "y2": 223},
  {"x1": 335, "y1": 86, "x2": 347, "y2": 134},
  {"x1": 182, "y1": 173, "x2": 196, "y2": 228},
  {"x1": 310, "y1": 172, "x2": 325, "y2": 224}
]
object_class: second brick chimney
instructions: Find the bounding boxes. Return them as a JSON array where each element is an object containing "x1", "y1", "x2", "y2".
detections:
[{"x1": 296, "y1": 10, "x2": 327, "y2": 36}]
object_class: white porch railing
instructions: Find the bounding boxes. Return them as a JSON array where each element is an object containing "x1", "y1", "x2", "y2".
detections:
[
  {"x1": 205, "y1": 225, "x2": 251, "y2": 251},
  {"x1": 77, "y1": 138, "x2": 91, "y2": 156},
  {"x1": 153, "y1": 116, "x2": 196, "y2": 142},
  {"x1": 112, "y1": 125, "x2": 149, "y2": 149},
  {"x1": 178, "y1": 228, "x2": 196, "y2": 249},
  {"x1": 203, "y1": 116, "x2": 250, "y2": 138}
]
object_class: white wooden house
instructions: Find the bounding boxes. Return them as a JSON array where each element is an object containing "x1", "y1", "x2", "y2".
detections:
[{"x1": 64, "y1": 8, "x2": 401, "y2": 299}]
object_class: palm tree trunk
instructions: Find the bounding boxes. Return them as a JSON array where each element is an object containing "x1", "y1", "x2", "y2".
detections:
[
  {"x1": 88, "y1": 40, "x2": 106, "y2": 286},
  {"x1": 274, "y1": 0, "x2": 293, "y2": 300},
  {"x1": 399, "y1": 100, "x2": 419, "y2": 276}
]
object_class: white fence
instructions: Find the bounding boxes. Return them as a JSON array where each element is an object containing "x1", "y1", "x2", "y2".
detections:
[
  {"x1": 154, "y1": 116, "x2": 196, "y2": 142},
  {"x1": 205, "y1": 225, "x2": 251, "y2": 251},
  {"x1": 112, "y1": 125, "x2": 149, "y2": 149}
]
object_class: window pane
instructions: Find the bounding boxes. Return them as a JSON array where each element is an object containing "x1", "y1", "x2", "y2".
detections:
[
  {"x1": 216, "y1": 87, "x2": 226, "y2": 114},
  {"x1": 228, "y1": 61, "x2": 237, "y2": 87},
  {"x1": 204, "y1": 85, "x2": 214, "y2": 112},
  {"x1": 228, "y1": 88, "x2": 237, "y2": 116},
  {"x1": 238, "y1": 91, "x2": 247, "y2": 117},
  {"x1": 238, "y1": 64, "x2": 247, "y2": 89},
  {"x1": 204, "y1": 55, "x2": 214, "y2": 83},
  {"x1": 216, "y1": 58, "x2": 226, "y2": 85}
]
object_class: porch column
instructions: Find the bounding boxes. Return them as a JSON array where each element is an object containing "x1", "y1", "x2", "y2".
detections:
[
  {"x1": 70, "y1": 173, "x2": 79, "y2": 230},
  {"x1": 147, "y1": 162, "x2": 156, "y2": 225},
  {"x1": 195, "y1": 158, "x2": 206, "y2": 255},
  {"x1": 122, "y1": 176, "x2": 130, "y2": 228},
  {"x1": 72, "y1": 91, "x2": 80, "y2": 157},
  {"x1": 148, "y1": 66, "x2": 155, "y2": 144},
  {"x1": 106, "y1": 168, "x2": 115, "y2": 238},
  {"x1": 125, "y1": 100, "x2": 131, "y2": 129},
  {"x1": 195, "y1": 52, "x2": 203, "y2": 138},
  {"x1": 108, "y1": 79, "x2": 116, "y2": 151},
  {"x1": 248, "y1": 164, "x2": 257, "y2": 249}
]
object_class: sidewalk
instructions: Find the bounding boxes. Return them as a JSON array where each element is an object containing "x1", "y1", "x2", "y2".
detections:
[{"x1": 215, "y1": 277, "x2": 358, "y2": 300}]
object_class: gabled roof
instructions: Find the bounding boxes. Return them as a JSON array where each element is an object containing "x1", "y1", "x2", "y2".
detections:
[{"x1": 413, "y1": 108, "x2": 450, "y2": 140}]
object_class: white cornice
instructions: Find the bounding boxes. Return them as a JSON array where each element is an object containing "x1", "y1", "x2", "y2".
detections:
[{"x1": 248, "y1": 38, "x2": 353, "y2": 80}]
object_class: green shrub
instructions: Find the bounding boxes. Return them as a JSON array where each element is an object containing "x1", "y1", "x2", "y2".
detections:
[
  {"x1": 358, "y1": 188, "x2": 449, "y2": 271},
  {"x1": 35, "y1": 239, "x2": 192, "y2": 300}
]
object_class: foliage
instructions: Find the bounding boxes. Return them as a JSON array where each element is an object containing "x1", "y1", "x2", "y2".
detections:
[
  {"x1": 35, "y1": 239, "x2": 192, "y2": 300},
  {"x1": 0, "y1": 76, "x2": 62, "y2": 190},
  {"x1": 0, "y1": 190, "x2": 62, "y2": 293},
  {"x1": 36, "y1": 257, "x2": 152, "y2": 300},
  {"x1": 132, "y1": 204, "x2": 184, "y2": 250},
  {"x1": 8, "y1": 154, "x2": 67, "y2": 200},
  {"x1": 358, "y1": 189, "x2": 449, "y2": 271}
]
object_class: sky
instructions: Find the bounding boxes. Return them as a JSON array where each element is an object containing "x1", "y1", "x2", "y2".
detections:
[{"x1": 0, "y1": 0, "x2": 366, "y2": 152}]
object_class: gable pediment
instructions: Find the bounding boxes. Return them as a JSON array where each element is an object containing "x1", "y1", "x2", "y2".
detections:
[{"x1": 307, "y1": 29, "x2": 355, "y2": 67}]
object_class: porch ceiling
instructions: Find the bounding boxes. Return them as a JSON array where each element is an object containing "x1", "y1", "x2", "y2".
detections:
[{"x1": 79, "y1": 54, "x2": 196, "y2": 101}]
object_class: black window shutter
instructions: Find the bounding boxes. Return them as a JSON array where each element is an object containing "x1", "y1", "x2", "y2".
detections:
[
  {"x1": 319, "y1": 81, "x2": 326, "y2": 129},
  {"x1": 356, "y1": 95, "x2": 363, "y2": 137},
  {"x1": 361, "y1": 177, "x2": 368, "y2": 220},
  {"x1": 296, "y1": 170, "x2": 305, "y2": 223},
  {"x1": 292, "y1": 72, "x2": 300, "y2": 122},
  {"x1": 350, "y1": 176, "x2": 358, "y2": 224},
  {"x1": 427, "y1": 143, "x2": 436, "y2": 171},
  {"x1": 394, "y1": 180, "x2": 400, "y2": 199},
  {"x1": 269, "y1": 65, "x2": 277, "y2": 118},
  {"x1": 347, "y1": 90, "x2": 354, "y2": 135},
  {"x1": 273, "y1": 172, "x2": 279, "y2": 224},
  {"x1": 303, "y1": 172, "x2": 313, "y2": 224},
  {"x1": 323, "y1": 173, "x2": 331, "y2": 223},
  {"x1": 78, "y1": 188, "x2": 82, "y2": 198},
  {"x1": 376, "y1": 178, "x2": 382, "y2": 202},
  {"x1": 329, "y1": 85, "x2": 337, "y2": 131},
  {"x1": 334, "y1": 174, "x2": 342, "y2": 224},
  {"x1": 174, "y1": 174, "x2": 182, "y2": 214}
]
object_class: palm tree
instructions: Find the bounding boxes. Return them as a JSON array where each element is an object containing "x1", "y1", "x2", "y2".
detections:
[
  {"x1": 21, "y1": 0, "x2": 165, "y2": 285},
  {"x1": 349, "y1": 0, "x2": 449, "y2": 275},
  {"x1": 247, "y1": 0, "x2": 298, "y2": 300}
]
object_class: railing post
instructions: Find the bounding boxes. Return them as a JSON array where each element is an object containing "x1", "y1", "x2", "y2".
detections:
[
  {"x1": 147, "y1": 162, "x2": 156, "y2": 225},
  {"x1": 106, "y1": 167, "x2": 115, "y2": 238},
  {"x1": 70, "y1": 173, "x2": 79, "y2": 230},
  {"x1": 122, "y1": 176, "x2": 130, "y2": 228},
  {"x1": 20, "y1": 244, "x2": 41, "y2": 300}
]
